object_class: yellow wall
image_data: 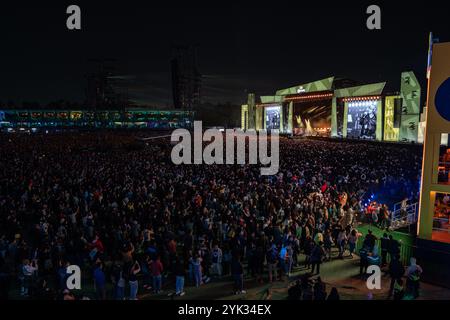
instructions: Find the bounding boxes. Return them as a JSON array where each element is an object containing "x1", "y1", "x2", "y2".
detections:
[
  {"x1": 383, "y1": 96, "x2": 400, "y2": 141},
  {"x1": 376, "y1": 100, "x2": 383, "y2": 141},
  {"x1": 241, "y1": 105, "x2": 248, "y2": 129},
  {"x1": 418, "y1": 42, "x2": 450, "y2": 241},
  {"x1": 256, "y1": 106, "x2": 263, "y2": 130}
]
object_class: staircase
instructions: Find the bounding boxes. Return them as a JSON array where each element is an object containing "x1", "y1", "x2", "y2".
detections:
[{"x1": 389, "y1": 199, "x2": 418, "y2": 231}]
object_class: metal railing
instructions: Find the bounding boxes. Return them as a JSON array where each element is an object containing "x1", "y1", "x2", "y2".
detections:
[
  {"x1": 433, "y1": 217, "x2": 450, "y2": 233},
  {"x1": 355, "y1": 237, "x2": 413, "y2": 266},
  {"x1": 390, "y1": 200, "x2": 418, "y2": 232}
]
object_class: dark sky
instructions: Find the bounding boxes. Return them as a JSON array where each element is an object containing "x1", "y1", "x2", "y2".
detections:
[{"x1": 0, "y1": 1, "x2": 449, "y2": 107}]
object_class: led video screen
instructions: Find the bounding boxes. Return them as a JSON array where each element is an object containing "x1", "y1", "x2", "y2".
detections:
[
  {"x1": 265, "y1": 106, "x2": 281, "y2": 130},
  {"x1": 347, "y1": 101, "x2": 377, "y2": 139},
  {"x1": 293, "y1": 103, "x2": 331, "y2": 136}
]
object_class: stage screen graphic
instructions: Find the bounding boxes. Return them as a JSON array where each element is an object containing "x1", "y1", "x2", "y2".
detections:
[
  {"x1": 265, "y1": 106, "x2": 281, "y2": 130},
  {"x1": 31, "y1": 112, "x2": 42, "y2": 120},
  {"x1": 384, "y1": 96, "x2": 400, "y2": 141},
  {"x1": 57, "y1": 112, "x2": 68, "y2": 120},
  {"x1": 347, "y1": 101, "x2": 377, "y2": 139},
  {"x1": 400, "y1": 114, "x2": 420, "y2": 142},
  {"x1": 44, "y1": 112, "x2": 56, "y2": 120},
  {"x1": 70, "y1": 111, "x2": 83, "y2": 121},
  {"x1": 293, "y1": 103, "x2": 331, "y2": 136}
]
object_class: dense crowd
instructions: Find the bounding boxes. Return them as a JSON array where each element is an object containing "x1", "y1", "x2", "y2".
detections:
[{"x1": 0, "y1": 131, "x2": 423, "y2": 300}]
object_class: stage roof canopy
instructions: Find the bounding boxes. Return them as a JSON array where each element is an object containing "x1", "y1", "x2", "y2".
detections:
[{"x1": 276, "y1": 77, "x2": 334, "y2": 96}]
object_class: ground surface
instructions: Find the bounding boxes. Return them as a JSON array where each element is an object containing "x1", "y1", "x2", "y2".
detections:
[
  {"x1": 140, "y1": 224, "x2": 447, "y2": 300},
  {"x1": 8, "y1": 224, "x2": 450, "y2": 300},
  {"x1": 140, "y1": 247, "x2": 450, "y2": 301},
  {"x1": 356, "y1": 223, "x2": 414, "y2": 247}
]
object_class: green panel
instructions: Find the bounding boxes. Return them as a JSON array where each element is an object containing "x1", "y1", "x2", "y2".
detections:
[
  {"x1": 376, "y1": 100, "x2": 383, "y2": 141},
  {"x1": 241, "y1": 105, "x2": 248, "y2": 129},
  {"x1": 260, "y1": 95, "x2": 284, "y2": 104},
  {"x1": 331, "y1": 97, "x2": 337, "y2": 137},
  {"x1": 288, "y1": 101, "x2": 293, "y2": 133},
  {"x1": 334, "y1": 82, "x2": 386, "y2": 98},
  {"x1": 275, "y1": 77, "x2": 334, "y2": 96},
  {"x1": 400, "y1": 71, "x2": 421, "y2": 114},
  {"x1": 256, "y1": 106, "x2": 263, "y2": 130},
  {"x1": 400, "y1": 114, "x2": 420, "y2": 143}
]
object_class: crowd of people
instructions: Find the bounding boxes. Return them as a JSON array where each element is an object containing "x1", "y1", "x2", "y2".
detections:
[{"x1": 0, "y1": 131, "x2": 424, "y2": 300}]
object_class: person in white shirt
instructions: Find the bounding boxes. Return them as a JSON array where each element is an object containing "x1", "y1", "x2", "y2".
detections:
[
  {"x1": 21, "y1": 259, "x2": 38, "y2": 297},
  {"x1": 337, "y1": 230, "x2": 347, "y2": 259},
  {"x1": 211, "y1": 244, "x2": 223, "y2": 277}
]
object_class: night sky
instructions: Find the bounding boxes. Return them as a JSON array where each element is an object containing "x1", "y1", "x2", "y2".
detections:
[{"x1": 0, "y1": 1, "x2": 449, "y2": 107}]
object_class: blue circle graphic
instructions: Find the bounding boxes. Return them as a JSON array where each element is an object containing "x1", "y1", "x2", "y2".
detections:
[{"x1": 435, "y1": 77, "x2": 450, "y2": 121}]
